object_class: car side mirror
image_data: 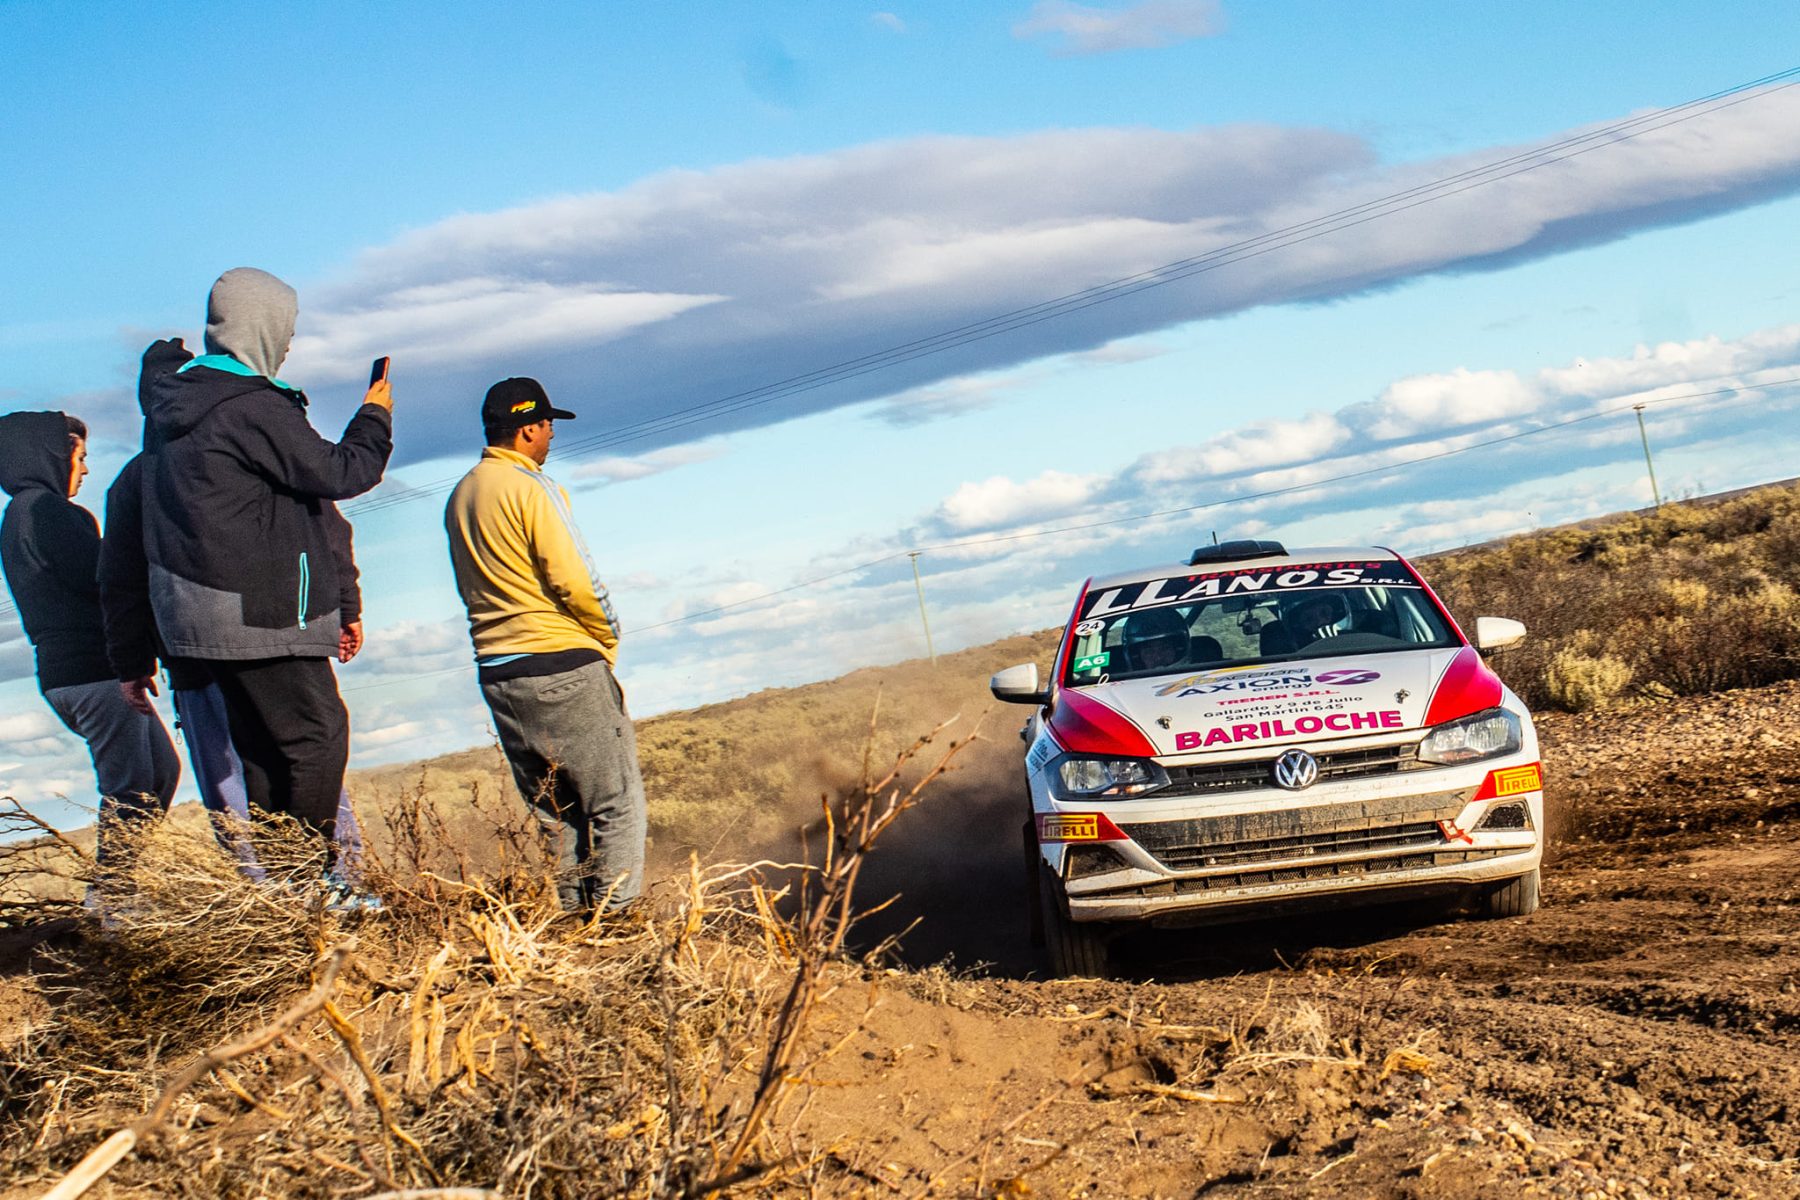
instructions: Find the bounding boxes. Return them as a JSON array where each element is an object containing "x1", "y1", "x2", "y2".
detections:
[
  {"x1": 990, "y1": 663, "x2": 1049, "y2": 706},
  {"x1": 1474, "y1": 616, "x2": 1526, "y2": 654}
]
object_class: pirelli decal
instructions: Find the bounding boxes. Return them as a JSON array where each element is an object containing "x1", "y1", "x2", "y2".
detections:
[
  {"x1": 1040, "y1": 814, "x2": 1101, "y2": 842},
  {"x1": 1490, "y1": 763, "x2": 1543, "y2": 796}
]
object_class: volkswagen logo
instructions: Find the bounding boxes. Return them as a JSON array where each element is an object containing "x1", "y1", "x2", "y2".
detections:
[{"x1": 1271, "y1": 748, "x2": 1319, "y2": 791}]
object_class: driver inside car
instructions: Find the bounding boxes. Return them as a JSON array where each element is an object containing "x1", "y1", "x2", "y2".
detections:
[
  {"x1": 1121, "y1": 607, "x2": 1190, "y2": 672},
  {"x1": 1260, "y1": 591, "x2": 1349, "y2": 655}
]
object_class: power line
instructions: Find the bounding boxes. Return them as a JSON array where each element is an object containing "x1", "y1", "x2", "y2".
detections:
[
  {"x1": 336, "y1": 371, "x2": 1800, "y2": 694},
  {"x1": 344, "y1": 66, "x2": 1800, "y2": 518}
]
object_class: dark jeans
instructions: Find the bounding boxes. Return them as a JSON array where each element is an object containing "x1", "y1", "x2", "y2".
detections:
[
  {"x1": 173, "y1": 680, "x2": 364, "y2": 881},
  {"x1": 481, "y1": 659, "x2": 646, "y2": 911},
  {"x1": 206, "y1": 656, "x2": 349, "y2": 850},
  {"x1": 42, "y1": 678, "x2": 181, "y2": 866}
]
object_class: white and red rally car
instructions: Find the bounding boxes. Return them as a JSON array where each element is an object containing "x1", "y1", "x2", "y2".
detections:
[{"x1": 991, "y1": 541, "x2": 1544, "y2": 977}]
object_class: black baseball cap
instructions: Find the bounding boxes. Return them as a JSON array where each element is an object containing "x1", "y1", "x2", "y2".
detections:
[{"x1": 481, "y1": 377, "x2": 576, "y2": 429}]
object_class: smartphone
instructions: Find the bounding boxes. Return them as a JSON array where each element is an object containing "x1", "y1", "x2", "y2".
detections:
[{"x1": 369, "y1": 356, "x2": 391, "y2": 387}]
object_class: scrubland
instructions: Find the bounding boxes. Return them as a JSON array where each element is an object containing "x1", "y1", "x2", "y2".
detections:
[{"x1": 3, "y1": 481, "x2": 1800, "y2": 1198}]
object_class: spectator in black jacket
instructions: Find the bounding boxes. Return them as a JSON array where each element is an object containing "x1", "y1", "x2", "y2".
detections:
[
  {"x1": 0, "y1": 408, "x2": 179, "y2": 861},
  {"x1": 100, "y1": 338, "x2": 368, "y2": 882},
  {"x1": 140, "y1": 267, "x2": 393, "y2": 856}
]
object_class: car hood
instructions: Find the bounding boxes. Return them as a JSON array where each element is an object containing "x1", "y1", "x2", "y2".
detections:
[{"x1": 1052, "y1": 646, "x2": 1495, "y2": 757}]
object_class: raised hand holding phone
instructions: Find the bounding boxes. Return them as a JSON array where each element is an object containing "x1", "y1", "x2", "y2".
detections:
[{"x1": 365, "y1": 355, "x2": 393, "y2": 411}]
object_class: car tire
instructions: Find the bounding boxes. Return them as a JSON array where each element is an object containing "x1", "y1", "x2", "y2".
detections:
[
  {"x1": 1482, "y1": 868, "x2": 1540, "y2": 918},
  {"x1": 1023, "y1": 820, "x2": 1046, "y2": 948},
  {"x1": 1039, "y1": 864, "x2": 1112, "y2": 978}
]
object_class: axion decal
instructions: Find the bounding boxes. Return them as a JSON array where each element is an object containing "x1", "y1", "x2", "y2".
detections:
[
  {"x1": 1081, "y1": 562, "x2": 1418, "y2": 619},
  {"x1": 1164, "y1": 672, "x2": 1311, "y2": 698},
  {"x1": 1154, "y1": 663, "x2": 1298, "y2": 695},
  {"x1": 1157, "y1": 665, "x2": 1381, "y2": 699},
  {"x1": 1315, "y1": 668, "x2": 1381, "y2": 685},
  {"x1": 1174, "y1": 709, "x2": 1405, "y2": 750}
]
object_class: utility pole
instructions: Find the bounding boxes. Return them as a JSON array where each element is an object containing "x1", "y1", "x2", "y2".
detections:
[
  {"x1": 1632, "y1": 403, "x2": 1663, "y2": 509},
  {"x1": 907, "y1": 550, "x2": 937, "y2": 666}
]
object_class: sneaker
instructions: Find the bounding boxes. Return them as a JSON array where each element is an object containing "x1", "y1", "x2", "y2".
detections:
[
  {"x1": 321, "y1": 872, "x2": 384, "y2": 915},
  {"x1": 81, "y1": 887, "x2": 120, "y2": 932}
]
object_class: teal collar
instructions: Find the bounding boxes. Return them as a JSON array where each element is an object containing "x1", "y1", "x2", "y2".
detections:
[{"x1": 178, "y1": 353, "x2": 295, "y2": 392}]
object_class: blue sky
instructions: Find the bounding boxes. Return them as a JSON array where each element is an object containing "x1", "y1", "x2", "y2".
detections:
[{"x1": 4, "y1": 2, "x2": 1800, "y2": 822}]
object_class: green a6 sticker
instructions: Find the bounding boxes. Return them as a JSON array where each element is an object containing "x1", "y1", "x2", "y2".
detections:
[{"x1": 1073, "y1": 651, "x2": 1110, "y2": 672}]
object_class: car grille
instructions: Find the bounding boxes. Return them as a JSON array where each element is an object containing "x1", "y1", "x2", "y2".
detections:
[
  {"x1": 1112, "y1": 848, "x2": 1508, "y2": 898},
  {"x1": 1124, "y1": 791, "x2": 1471, "y2": 873},
  {"x1": 1160, "y1": 742, "x2": 1421, "y2": 798}
]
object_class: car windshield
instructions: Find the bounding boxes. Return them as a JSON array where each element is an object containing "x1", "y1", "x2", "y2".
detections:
[{"x1": 1064, "y1": 559, "x2": 1460, "y2": 686}]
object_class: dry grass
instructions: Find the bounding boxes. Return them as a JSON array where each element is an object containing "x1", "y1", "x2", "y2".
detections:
[{"x1": 0, "y1": 709, "x2": 981, "y2": 1199}]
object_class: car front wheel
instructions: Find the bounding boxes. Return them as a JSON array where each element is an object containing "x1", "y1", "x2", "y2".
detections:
[
  {"x1": 1039, "y1": 864, "x2": 1113, "y2": 978},
  {"x1": 1482, "y1": 868, "x2": 1541, "y2": 918}
]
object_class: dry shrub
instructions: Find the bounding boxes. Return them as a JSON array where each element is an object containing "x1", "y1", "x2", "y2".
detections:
[
  {"x1": 0, "y1": 799, "x2": 92, "y2": 924},
  {"x1": 1543, "y1": 634, "x2": 1634, "y2": 712},
  {"x1": 0, "y1": 815, "x2": 342, "y2": 1148},
  {"x1": 86, "y1": 813, "x2": 328, "y2": 1008}
]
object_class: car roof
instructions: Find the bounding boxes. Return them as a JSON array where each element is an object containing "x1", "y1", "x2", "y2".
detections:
[{"x1": 1085, "y1": 546, "x2": 1402, "y2": 592}]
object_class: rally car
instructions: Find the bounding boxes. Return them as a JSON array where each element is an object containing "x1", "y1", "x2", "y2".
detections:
[{"x1": 990, "y1": 540, "x2": 1543, "y2": 977}]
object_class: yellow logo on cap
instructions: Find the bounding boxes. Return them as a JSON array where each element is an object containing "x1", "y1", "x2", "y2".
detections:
[{"x1": 510, "y1": 400, "x2": 535, "y2": 414}]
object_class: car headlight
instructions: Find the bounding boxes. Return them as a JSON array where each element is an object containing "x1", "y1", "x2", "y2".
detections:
[
  {"x1": 1417, "y1": 707, "x2": 1522, "y2": 765},
  {"x1": 1051, "y1": 756, "x2": 1170, "y2": 799}
]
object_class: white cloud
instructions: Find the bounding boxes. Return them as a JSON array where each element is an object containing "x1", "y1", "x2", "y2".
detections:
[
  {"x1": 1135, "y1": 410, "x2": 1350, "y2": 484},
  {"x1": 0, "y1": 710, "x2": 59, "y2": 743},
  {"x1": 262, "y1": 82, "x2": 1800, "y2": 471},
  {"x1": 287, "y1": 278, "x2": 724, "y2": 384},
  {"x1": 1363, "y1": 368, "x2": 1542, "y2": 441},
  {"x1": 1013, "y1": 0, "x2": 1224, "y2": 55},
  {"x1": 1538, "y1": 325, "x2": 1800, "y2": 400},
  {"x1": 348, "y1": 617, "x2": 471, "y2": 679},
  {"x1": 935, "y1": 469, "x2": 1108, "y2": 532},
  {"x1": 569, "y1": 442, "x2": 724, "y2": 486},
  {"x1": 870, "y1": 11, "x2": 906, "y2": 32}
]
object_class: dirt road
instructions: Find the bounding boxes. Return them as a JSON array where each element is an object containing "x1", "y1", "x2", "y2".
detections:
[{"x1": 790, "y1": 681, "x2": 1800, "y2": 1198}]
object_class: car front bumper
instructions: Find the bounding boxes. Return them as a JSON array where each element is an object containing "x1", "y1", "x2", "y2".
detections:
[{"x1": 1046, "y1": 761, "x2": 1544, "y2": 924}]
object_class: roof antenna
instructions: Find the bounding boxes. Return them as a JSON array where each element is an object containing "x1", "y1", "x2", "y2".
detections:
[{"x1": 1211, "y1": 530, "x2": 1219, "y2": 545}]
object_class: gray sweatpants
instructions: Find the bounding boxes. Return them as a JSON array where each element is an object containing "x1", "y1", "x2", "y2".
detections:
[
  {"x1": 43, "y1": 678, "x2": 181, "y2": 865},
  {"x1": 480, "y1": 659, "x2": 646, "y2": 911}
]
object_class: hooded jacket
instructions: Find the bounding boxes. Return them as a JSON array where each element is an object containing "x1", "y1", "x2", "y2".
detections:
[
  {"x1": 139, "y1": 269, "x2": 392, "y2": 660},
  {"x1": 0, "y1": 411, "x2": 113, "y2": 690},
  {"x1": 99, "y1": 340, "x2": 367, "y2": 682}
]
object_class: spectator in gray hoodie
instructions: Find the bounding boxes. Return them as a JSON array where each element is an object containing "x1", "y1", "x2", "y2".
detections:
[{"x1": 139, "y1": 268, "x2": 392, "y2": 858}]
